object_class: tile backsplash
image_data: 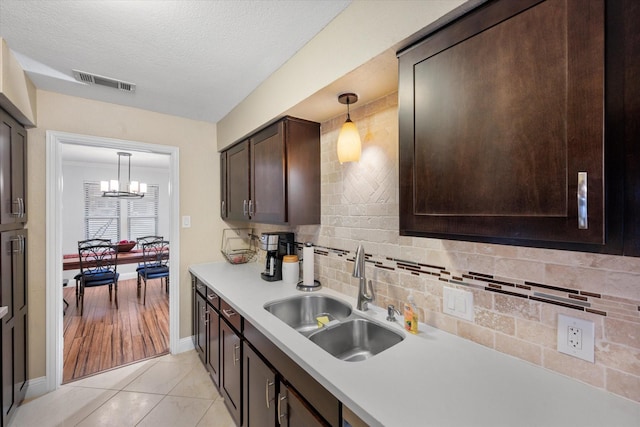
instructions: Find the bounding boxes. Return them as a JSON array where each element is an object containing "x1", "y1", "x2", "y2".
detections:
[{"x1": 250, "y1": 92, "x2": 640, "y2": 403}]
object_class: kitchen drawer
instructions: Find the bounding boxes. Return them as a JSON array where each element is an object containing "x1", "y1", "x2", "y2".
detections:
[
  {"x1": 194, "y1": 278, "x2": 207, "y2": 298},
  {"x1": 206, "y1": 287, "x2": 220, "y2": 311},
  {"x1": 220, "y1": 298, "x2": 243, "y2": 333}
]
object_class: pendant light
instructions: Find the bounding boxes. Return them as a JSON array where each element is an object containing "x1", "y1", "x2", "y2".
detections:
[
  {"x1": 337, "y1": 92, "x2": 361, "y2": 164},
  {"x1": 101, "y1": 152, "x2": 147, "y2": 199}
]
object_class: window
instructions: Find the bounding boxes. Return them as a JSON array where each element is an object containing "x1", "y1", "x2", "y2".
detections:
[
  {"x1": 84, "y1": 182, "x2": 120, "y2": 241},
  {"x1": 84, "y1": 182, "x2": 159, "y2": 241},
  {"x1": 128, "y1": 185, "x2": 159, "y2": 238}
]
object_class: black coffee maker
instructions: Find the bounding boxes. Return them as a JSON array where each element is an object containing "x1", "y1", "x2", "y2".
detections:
[{"x1": 260, "y1": 232, "x2": 295, "y2": 281}]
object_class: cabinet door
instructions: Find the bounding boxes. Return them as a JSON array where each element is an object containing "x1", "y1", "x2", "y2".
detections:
[
  {"x1": 0, "y1": 109, "x2": 27, "y2": 226},
  {"x1": 206, "y1": 303, "x2": 220, "y2": 387},
  {"x1": 398, "y1": 0, "x2": 605, "y2": 246},
  {"x1": 1, "y1": 229, "x2": 28, "y2": 424},
  {"x1": 250, "y1": 122, "x2": 286, "y2": 224},
  {"x1": 227, "y1": 141, "x2": 250, "y2": 221},
  {"x1": 221, "y1": 319, "x2": 242, "y2": 425},
  {"x1": 277, "y1": 382, "x2": 327, "y2": 427},
  {"x1": 11, "y1": 230, "x2": 27, "y2": 405},
  {"x1": 243, "y1": 343, "x2": 276, "y2": 427},
  {"x1": 220, "y1": 151, "x2": 228, "y2": 219},
  {"x1": 194, "y1": 292, "x2": 207, "y2": 364}
]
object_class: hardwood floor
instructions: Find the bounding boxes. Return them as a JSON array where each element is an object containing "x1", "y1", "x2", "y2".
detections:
[{"x1": 63, "y1": 277, "x2": 169, "y2": 383}]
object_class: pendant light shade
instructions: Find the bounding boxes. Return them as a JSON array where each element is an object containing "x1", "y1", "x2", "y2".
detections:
[
  {"x1": 337, "y1": 93, "x2": 361, "y2": 164},
  {"x1": 101, "y1": 152, "x2": 147, "y2": 199}
]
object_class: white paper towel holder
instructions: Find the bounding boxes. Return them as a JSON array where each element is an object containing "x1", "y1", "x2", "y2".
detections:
[
  {"x1": 296, "y1": 279, "x2": 321, "y2": 292},
  {"x1": 297, "y1": 242, "x2": 321, "y2": 291}
]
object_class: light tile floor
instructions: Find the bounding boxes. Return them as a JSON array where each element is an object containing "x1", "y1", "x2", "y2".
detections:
[{"x1": 10, "y1": 350, "x2": 235, "y2": 427}]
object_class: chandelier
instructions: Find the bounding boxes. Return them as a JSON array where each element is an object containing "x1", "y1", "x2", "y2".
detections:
[{"x1": 101, "y1": 152, "x2": 147, "y2": 199}]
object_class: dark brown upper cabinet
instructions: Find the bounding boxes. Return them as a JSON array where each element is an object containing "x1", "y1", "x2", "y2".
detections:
[
  {"x1": 0, "y1": 109, "x2": 27, "y2": 228},
  {"x1": 398, "y1": 0, "x2": 639, "y2": 255},
  {"x1": 220, "y1": 116, "x2": 320, "y2": 226}
]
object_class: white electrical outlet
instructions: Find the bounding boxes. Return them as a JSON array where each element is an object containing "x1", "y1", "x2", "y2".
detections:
[
  {"x1": 443, "y1": 287, "x2": 474, "y2": 322},
  {"x1": 557, "y1": 314, "x2": 594, "y2": 363}
]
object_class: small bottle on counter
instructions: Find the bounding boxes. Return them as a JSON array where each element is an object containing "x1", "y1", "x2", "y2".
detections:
[{"x1": 404, "y1": 291, "x2": 419, "y2": 334}]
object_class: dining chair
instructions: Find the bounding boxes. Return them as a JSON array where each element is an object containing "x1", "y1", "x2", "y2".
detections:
[
  {"x1": 77, "y1": 238, "x2": 119, "y2": 316},
  {"x1": 135, "y1": 235, "x2": 163, "y2": 295},
  {"x1": 137, "y1": 240, "x2": 170, "y2": 305},
  {"x1": 136, "y1": 235, "x2": 163, "y2": 248}
]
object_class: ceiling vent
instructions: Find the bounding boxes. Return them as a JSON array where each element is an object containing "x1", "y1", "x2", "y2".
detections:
[{"x1": 72, "y1": 70, "x2": 136, "y2": 92}]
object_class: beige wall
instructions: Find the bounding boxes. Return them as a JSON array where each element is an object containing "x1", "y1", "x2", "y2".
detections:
[
  {"x1": 27, "y1": 90, "x2": 222, "y2": 378},
  {"x1": 252, "y1": 93, "x2": 640, "y2": 404},
  {"x1": 216, "y1": 0, "x2": 466, "y2": 149},
  {"x1": 0, "y1": 38, "x2": 37, "y2": 126}
]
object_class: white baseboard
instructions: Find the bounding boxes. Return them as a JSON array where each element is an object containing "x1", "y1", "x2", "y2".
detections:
[
  {"x1": 119, "y1": 272, "x2": 137, "y2": 281},
  {"x1": 25, "y1": 376, "x2": 49, "y2": 400},
  {"x1": 177, "y1": 336, "x2": 195, "y2": 353}
]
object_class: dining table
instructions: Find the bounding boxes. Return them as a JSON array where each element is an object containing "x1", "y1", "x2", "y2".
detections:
[{"x1": 62, "y1": 249, "x2": 147, "y2": 271}]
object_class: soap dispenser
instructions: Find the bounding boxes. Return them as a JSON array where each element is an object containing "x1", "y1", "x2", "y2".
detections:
[{"x1": 404, "y1": 291, "x2": 419, "y2": 334}]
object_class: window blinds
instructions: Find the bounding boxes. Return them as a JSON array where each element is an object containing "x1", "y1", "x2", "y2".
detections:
[
  {"x1": 127, "y1": 184, "x2": 159, "y2": 239},
  {"x1": 84, "y1": 181, "x2": 120, "y2": 241}
]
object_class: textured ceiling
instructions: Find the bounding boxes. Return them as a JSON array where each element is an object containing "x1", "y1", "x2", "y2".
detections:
[{"x1": 0, "y1": 0, "x2": 351, "y2": 123}]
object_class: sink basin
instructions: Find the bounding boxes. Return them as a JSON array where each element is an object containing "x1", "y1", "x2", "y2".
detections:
[
  {"x1": 264, "y1": 295, "x2": 352, "y2": 336},
  {"x1": 308, "y1": 318, "x2": 404, "y2": 362}
]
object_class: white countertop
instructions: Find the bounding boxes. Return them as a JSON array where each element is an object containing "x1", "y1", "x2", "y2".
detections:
[{"x1": 189, "y1": 262, "x2": 640, "y2": 427}]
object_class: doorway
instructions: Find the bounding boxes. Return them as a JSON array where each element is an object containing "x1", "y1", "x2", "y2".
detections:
[{"x1": 46, "y1": 131, "x2": 180, "y2": 391}]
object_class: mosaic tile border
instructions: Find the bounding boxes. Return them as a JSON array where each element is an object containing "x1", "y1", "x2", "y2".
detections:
[{"x1": 294, "y1": 242, "x2": 640, "y2": 323}]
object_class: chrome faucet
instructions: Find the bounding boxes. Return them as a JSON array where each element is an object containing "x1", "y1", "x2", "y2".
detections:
[{"x1": 353, "y1": 245, "x2": 375, "y2": 311}]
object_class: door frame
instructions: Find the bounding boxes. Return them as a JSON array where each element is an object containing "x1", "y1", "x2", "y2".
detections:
[{"x1": 45, "y1": 130, "x2": 180, "y2": 391}]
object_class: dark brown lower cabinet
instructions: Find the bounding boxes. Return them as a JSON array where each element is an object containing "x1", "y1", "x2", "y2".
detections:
[
  {"x1": 194, "y1": 291, "x2": 207, "y2": 364},
  {"x1": 206, "y1": 294, "x2": 220, "y2": 387},
  {"x1": 190, "y1": 274, "x2": 341, "y2": 427},
  {"x1": 0, "y1": 229, "x2": 28, "y2": 427},
  {"x1": 277, "y1": 382, "x2": 326, "y2": 427},
  {"x1": 221, "y1": 318, "x2": 242, "y2": 425},
  {"x1": 243, "y1": 343, "x2": 276, "y2": 427}
]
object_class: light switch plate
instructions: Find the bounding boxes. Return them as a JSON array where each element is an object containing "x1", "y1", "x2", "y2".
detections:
[
  {"x1": 557, "y1": 314, "x2": 595, "y2": 363},
  {"x1": 443, "y1": 287, "x2": 474, "y2": 321},
  {"x1": 182, "y1": 215, "x2": 191, "y2": 228}
]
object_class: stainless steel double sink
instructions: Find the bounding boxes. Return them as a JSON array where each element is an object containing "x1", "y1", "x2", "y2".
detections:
[{"x1": 264, "y1": 294, "x2": 404, "y2": 362}]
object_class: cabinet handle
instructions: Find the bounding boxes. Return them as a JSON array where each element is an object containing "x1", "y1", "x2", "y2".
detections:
[
  {"x1": 249, "y1": 199, "x2": 254, "y2": 216},
  {"x1": 20, "y1": 198, "x2": 25, "y2": 217},
  {"x1": 277, "y1": 393, "x2": 287, "y2": 425},
  {"x1": 11, "y1": 199, "x2": 20, "y2": 217},
  {"x1": 10, "y1": 236, "x2": 24, "y2": 254},
  {"x1": 577, "y1": 172, "x2": 588, "y2": 229},
  {"x1": 243, "y1": 199, "x2": 248, "y2": 216},
  {"x1": 222, "y1": 308, "x2": 236, "y2": 318},
  {"x1": 207, "y1": 293, "x2": 218, "y2": 302},
  {"x1": 221, "y1": 200, "x2": 225, "y2": 216},
  {"x1": 265, "y1": 380, "x2": 274, "y2": 409},
  {"x1": 233, "y1": 343, "x2": 240, "y2": 366}
]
